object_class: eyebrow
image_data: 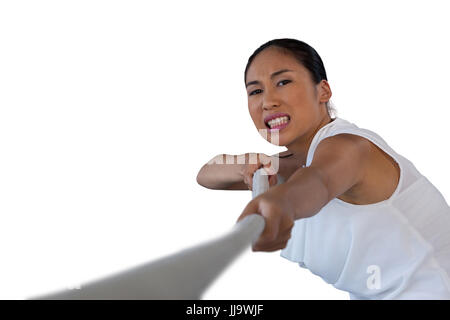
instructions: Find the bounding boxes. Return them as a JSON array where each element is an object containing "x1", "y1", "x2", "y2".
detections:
[{"x1": 245, "y1": 69, "x2": 294, "y2": 88}]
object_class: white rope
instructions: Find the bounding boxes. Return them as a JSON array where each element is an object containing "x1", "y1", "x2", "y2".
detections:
[{"x1": 31, "y1": 169, "x2": 270, "y2": 300}]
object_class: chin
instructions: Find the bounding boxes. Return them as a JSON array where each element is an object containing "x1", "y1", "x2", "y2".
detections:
[
  {"x1": 256, "y1": 129, "x2": 285, "y2": 145},
  {"x1": 268, "y1": 136, "x2": 287, "y2": 146}
]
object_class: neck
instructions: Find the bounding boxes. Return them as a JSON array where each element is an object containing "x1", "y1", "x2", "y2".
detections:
[{"x1": 285, "y1": 115, "x2": 333, "y2": 165}]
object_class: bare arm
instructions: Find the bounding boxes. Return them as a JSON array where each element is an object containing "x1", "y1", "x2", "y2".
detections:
[
  {"x1": 196, "y1": 154, "x2": 247, "y2": 190},
  {"x1": 196, "y1": 151, "x2": 295, "y2": 191},
  {"x1": 237, "y1": 134, "x2": 371, "y2": 251},
  {"x1": 282, "y1": 134, "x2": 370, "y2": 220}
]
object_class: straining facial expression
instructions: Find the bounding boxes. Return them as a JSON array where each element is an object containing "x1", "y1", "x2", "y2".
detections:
[{"x1": 245, "y1": 46, "x2": 331, "y2": 148}]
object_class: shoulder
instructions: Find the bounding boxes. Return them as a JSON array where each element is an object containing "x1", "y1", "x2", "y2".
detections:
[
  {"x1": 309, "y1": 133, "x2": 372, "y2": 202},
  {"x1": 313, "y1": 133, "x2": 372, "y2": 163},
  {"x1": 320, "y1": 133, "x2": 371, "y2": 151}
]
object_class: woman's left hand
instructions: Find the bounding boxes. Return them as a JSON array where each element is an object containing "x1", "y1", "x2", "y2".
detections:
[{"x1": 236, "y1": 185, "x2": 295, "y2": 252}]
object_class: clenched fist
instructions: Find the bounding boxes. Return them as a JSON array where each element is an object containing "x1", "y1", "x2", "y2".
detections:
[
  {"x1": 236, "y1": 184, "x2": 295, "y2": 252},
  {"x1": 240, "y1": 153, "x2": 279, "y2": 190}
]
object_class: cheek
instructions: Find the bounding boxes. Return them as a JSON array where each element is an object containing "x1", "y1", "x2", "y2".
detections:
[
  {"x1": 248, "y1": 105, "x2": 261, "y2": 120},
  {"x1": 290, "y1": 89, "x2": 308, "y2": 103}
]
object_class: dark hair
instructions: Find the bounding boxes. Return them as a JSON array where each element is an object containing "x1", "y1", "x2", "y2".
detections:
[{"x1": 244, "y1": 38, "x2": 337, "y2": 118}]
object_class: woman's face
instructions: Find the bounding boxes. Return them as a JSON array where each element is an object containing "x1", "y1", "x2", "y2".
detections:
[{"x1": 245, "y1": 47, "x2": 331, "y2": 149}]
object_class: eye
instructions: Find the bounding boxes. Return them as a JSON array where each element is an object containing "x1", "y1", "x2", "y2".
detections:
[
  {"x1": 278, "y1": 79, "x2": 291, "y2": 86},
  {"x1": 249, "y1": 89, "x2": 262, "y2": 96},
  {"x1": 248, "y1": 80, "x2": 291, "y2": 97}
]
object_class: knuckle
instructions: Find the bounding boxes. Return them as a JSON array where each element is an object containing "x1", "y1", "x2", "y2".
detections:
[
  {"x1": 264, "y1": 231, "x2": 278, "y2": 242},
  {"x1": 285, "y1": 221, "x2": 294, "y2": 231},
  {"x1": 252, "y1": 244, "x2": 261, "y2": 252}
]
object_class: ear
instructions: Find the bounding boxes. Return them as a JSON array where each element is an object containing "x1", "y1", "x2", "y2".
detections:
[{"x1": 317, "y1": 80, "x2": 332, "y2": 103}]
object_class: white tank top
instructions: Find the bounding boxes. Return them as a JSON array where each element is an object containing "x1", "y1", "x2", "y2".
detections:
[{"x1": 280, "y1": 117, "x2": 450, "y2": 299}]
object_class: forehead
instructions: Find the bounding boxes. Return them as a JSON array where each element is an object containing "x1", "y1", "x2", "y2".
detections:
[{"x1": 246, "y1": 47, "x2": 308, "y2": 80}]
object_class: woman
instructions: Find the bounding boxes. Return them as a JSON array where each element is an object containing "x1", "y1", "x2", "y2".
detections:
[{"x1": 196, "y1": 38, "x2": 450, "y2": 299}]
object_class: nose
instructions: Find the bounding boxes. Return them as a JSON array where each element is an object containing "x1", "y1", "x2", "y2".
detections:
[{"x1": 262, "y1": 87, "x2": 280, "y2": 110}]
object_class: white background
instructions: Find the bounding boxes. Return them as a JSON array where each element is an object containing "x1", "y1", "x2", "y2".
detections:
[{"x1": 0, "y1": 0, "x2": 449, "y2": 300}]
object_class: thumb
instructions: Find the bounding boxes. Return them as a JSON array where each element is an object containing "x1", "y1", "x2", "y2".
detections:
[
  {"x1": 268, "y1": 173, "x2": 278, "y2": 186},
  {"x1": 236, "y1": 198, "x2": 260, "y2": 223},
  {"x1": 262, "y1": 162, "x2": 277, "y2": 175}
]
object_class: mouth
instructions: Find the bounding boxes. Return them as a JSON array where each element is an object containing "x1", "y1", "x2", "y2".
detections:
[{"x1": 264, "y1": 114, "x2": 291, "y2": 131}]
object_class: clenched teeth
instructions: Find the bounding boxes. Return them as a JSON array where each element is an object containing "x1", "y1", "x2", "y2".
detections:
[{"x1": 267, "y1": 116, "x2": 289, "y2": 128}]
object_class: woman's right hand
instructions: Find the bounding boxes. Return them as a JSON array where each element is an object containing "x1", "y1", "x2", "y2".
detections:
[{"x1": 240, "y1": 153, "x2": 279, "y2": 191}]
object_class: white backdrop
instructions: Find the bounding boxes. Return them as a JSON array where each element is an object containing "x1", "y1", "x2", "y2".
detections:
[{"x1": 0, "y1": 0, "x2": 449, "y2": 300}]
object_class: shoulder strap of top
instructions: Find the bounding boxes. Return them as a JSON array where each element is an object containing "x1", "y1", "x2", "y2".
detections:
[
  {"x1": 306, "y1": 117, "x2": 414, "y2": 199},
  {"x1": 305, "y1": 117, "x2": 423, "y2": 197},
  {"x1": 306, "y1": 118, "x2": 398, "y2": 167}
]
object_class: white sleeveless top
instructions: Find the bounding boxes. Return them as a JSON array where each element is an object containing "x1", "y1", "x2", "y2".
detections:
[{"x1": 280, "y1": 117, "x2": 450, "y2": 299}]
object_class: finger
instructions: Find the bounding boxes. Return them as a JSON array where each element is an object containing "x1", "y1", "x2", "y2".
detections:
[
  {"x1": 281, "y1": 220, "x2": 295, "y2": 237},
  {"x1": 257, "y1": 206, "x2": 281, "y2": 242},
  {"x1": 252, "y1": 230, "x2": 291, "y2": 251},
  {"x1": 252, "y1": 239, "x2": 289, "y2": 252},
  {"x1": 268, "y1": 174, "x2": 278, "y2": 187},
  {"x1": 243, "y1": 167, "x2": 257, "y2": 188},
  {"x1": 236, "y1": 199, "x2": 260, "y2": 223},
  {"x1": 243, "y1": 175, "x2": 251, "y2": 189},
  {"x1": 244, "y1": 164, "x2": 260, "y2": 189},
  {"x1": 252, "y1": 230, "x2": 286, "y2": 249},
  {"x1": 252, "y1": 245, "x2": 282, "y2": 252},
  {"x1": 256, "y1": 225, "x2": 279, "y2": 247},
  {"x1": 263, "y1": 165, "x2": 277, "y2": 176},
  {"x1": 259, "y1": 153, "x2": 272, "y2": 168},
  {"x1": 246, "y1": 165, "x2": 267, "y2": 190},
  {"x1": 253, "y1": 154, "x2": 270, "y2": 167},
  {"x1": 255, "y1": 217, "x2": 291, "y2": 249},
  {"x1": 260, "y1": 154, "x2": 278, "y2": 175},
  {"x1": 247, "y1": 173, "x2": 255, "y2": 190},
  {"x1": 278, "y1": 230, "x2": 292, "y2": 244}
]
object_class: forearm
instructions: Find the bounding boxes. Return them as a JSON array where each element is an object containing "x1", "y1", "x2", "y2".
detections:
[
  {"x1": 196, "y1": 154, "x2": 245, "y2": 189},
  {"x1": 281, "y1": 167, "x2": 330, "y2": 220}
]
